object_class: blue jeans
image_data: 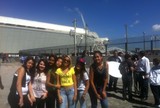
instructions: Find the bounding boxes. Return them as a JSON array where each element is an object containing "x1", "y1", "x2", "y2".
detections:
[
  {"x1": 60, "y1": 87, "x2": 75, "y2": 108},
  {"x1": 88, "y1": 88, "x2": 108, "y2": 108},
  {"x1": 75, "y1": 90, "x2": 86, "y2": 108}
]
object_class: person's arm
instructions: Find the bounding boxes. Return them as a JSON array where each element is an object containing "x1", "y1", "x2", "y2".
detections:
[
  {"x1": 56, "y1": 74, "x2": 62, "y2": 104},
  {"x1": 72, "y1": 74, "x2": 77, "y2": 101},
  {"x1": 145, "y1": 58, "x2": 150, "y2": 78},
  {"x1": 82, "y1": 73, "x2": 89, "y2": 100},
  {"x1": 89, "y1": 66, "x2": 102, "y2": 99},
  {"x1": 102, "y1": 62, "x2": 109, "y2": 99},
  {"x1": 28, "y1": 82, "x2": 35, "y2": 106},
  {"x1": 145, "y1": 59, "x2": 151, "y2": 74},
  {"x1": 83, "y1": 75, "x2": 89, "y2": 95},
  {"x1": 16, "y1": 67, "x2": 25, "y2": 107}
]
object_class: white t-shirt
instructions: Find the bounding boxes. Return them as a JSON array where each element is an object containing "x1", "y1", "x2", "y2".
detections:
[
  {"x1": 149, "y1": 65, "x2": 160, "y2": 86},
  {"x1": 16, "y1": 72, "x2": 31, "y2": 95},
  {"x1": 77, "y1": 72, "x2": 89, "y2": 91},
  {"x1": 32, "y1": 72, "x2": 47, "y2": 98}
]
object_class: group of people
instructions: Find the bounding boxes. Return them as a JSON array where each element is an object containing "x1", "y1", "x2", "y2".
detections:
[
  {"x1": 5, "y1": 50, "x2": 160, "y2": 108},
  {"x1": 7, "y1": 50, "x2": 108, "y2": 108},
  {"x1": 110, "y1": 50, "x2": 160, "y2": 108}
]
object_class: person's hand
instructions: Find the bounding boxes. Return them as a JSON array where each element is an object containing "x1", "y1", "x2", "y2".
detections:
[
  {"x1": 28, "y1": 95, "x2": 34, "y2": 106},
  {"x1": 96, "y1": 93, "x2": 102, "y2": 100},
  {"x1": 58, "y1": 96, "x2": 63, "y2": 104},
  {"x1": 41, "y1": 92, "x2": 47, "y2": 99},
  {"x1": 102, "y1": 91, "x2": 107, "y2": 99},
  {"x1": 18, "y1": 97, "x2": 24, "y2": 107},
  {"x1": 55, "y1": 84, "x2": 61, "y2": 89},
  {"x1": 73, "y1": 95, "x2": 77, "y2": 102},
  {"x1": 30, "y1": 95, "x2": 36, "y2": 102}
]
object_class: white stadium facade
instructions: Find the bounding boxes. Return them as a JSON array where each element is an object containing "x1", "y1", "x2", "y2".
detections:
[{"x1": 0, "y1": 16, "x2": 108, "y2": 56}]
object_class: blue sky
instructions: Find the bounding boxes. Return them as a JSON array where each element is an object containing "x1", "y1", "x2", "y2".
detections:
[{"x1": 0, "y1": 0, "x2": 160, "y2": 39}]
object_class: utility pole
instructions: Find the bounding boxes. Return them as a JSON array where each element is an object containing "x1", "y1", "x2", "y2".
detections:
[
  {"x1": 125, "y1": 24, "x2": 128, "y2": 53},
  {"x1": 85, "y1": 25, "x2": 88, "y2": 51},
  {"x1": 143, "y1": 32, "x2": 146, "y2": 51},
  {"x1": 73, "y1": 19, "x2": 77, "y2": 56}
]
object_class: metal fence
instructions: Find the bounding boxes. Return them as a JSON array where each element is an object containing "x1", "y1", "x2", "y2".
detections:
[{"x1": 106, "y1": 34, "x2": 160, "y2": 54}]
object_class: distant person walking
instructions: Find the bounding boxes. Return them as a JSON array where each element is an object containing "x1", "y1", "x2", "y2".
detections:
[
  {"x1": 8, "y1": 56, "x2": 35, "y2": 108},
  {"x1": 136, "y1": 51, "x2": 150, "y2": 101},
  {"x1": 119, "y1": 54, "x2": 134, "y2": 101},
  {"x1": 108, "y1": 50, "x2": 121, "y2": 92},
  {"x1": 89, "y1": 51, "x2": 108, "y2": 108},
  {"x1": 132, "y1": 54, "x2": 140, "y2": 95},
  {"x1": 149, "y1": 58, "x2": 160, "y2": 107}
]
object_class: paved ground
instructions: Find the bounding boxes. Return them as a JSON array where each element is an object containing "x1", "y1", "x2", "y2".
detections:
[{"x1": 0, "y1": 62, "x2": 155, "y2": 108}]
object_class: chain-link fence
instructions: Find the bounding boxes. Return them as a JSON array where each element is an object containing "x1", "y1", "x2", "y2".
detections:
[
  {"x1": 106, "y1": 34, "x2": 160, "y2": 61},
  {"x1": 107, "y1": 34, "x2": 160, "y2": 53}
]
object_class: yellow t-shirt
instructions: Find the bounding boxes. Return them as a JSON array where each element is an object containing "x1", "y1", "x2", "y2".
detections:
[{"x1": 56, "y1": 67, "x2": 75, "y2": 86}]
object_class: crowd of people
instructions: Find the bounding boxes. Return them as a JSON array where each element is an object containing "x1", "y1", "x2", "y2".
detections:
[{"x1": 1, "y1": 50, "x2": 160, "y2": 108}]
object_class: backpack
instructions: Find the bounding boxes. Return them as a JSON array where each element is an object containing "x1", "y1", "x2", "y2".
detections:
[{"x1": 119, "y1": 61, "x2": 129, "y2": 75}]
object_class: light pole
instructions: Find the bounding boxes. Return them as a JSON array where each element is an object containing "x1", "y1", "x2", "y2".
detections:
[
  {"x1": 73, "y1": 19, "x2": 77, "y2": 56},
  {"x1": 143, "y1": 32, "x2": 146, "y2": 51},
  {"x1": 125, "y1": 24, "x2": 128, "y2": 53},
  {"x1": 84, "y1": 25, "x2": 88, "y2": 51}
]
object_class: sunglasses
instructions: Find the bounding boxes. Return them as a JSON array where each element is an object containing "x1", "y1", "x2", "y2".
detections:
[{"x1": 64, "y1": 59, "x2": 70, "y2": 63}]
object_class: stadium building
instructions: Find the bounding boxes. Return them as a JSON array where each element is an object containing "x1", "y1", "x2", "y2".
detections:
[{"x1": 0, "y1": 16, "x2": 108, "y2": 56}]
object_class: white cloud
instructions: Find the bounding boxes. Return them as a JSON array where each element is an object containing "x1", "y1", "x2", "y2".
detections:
[
  {"x1": 134, "y1": 20, "x2": 140, "y2": 24},
  {"x1": 152, "y1": 24, "x2": 160, "y2": 31},
  {"x1": 64, "y1": 7, "x2": 73, "y2": 12},
  {"x1": 130, "y1": 20, "x2": 140, "y2": 27}
]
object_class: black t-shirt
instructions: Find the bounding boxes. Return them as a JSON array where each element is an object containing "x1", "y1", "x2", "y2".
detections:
[{"x1": 91, "y1": 62, "x2": 107, "y2": 88}]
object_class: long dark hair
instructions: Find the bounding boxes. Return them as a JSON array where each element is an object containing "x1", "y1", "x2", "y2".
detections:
[
  {"x1": 75, "y1": 59, "x2": 86, "y2": 80},
  {"x1": 47, "y1": 54, "x2": 57, "y2": 70},
  {"x1": 22, "y1": 56, "x2": 35, "y2": 82},
  {"x1": 36, "y1": 59, "x2": 48, "y2": 75},
  {"x1": 93, "y1": 50, "x2": 103, "y2": 64},
  {"x1": 22, "y1": 56, "x2": 35, "y2": 71}
]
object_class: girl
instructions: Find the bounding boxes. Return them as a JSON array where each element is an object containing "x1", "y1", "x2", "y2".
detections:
[
  {"x1": 89, "y1": 51, "x2": 108, "y2": 108},
  {"x1": 29, "y1": 59, "x2": 48, "y2": 108},
  {"x1": 75, "y1": 58, "x2": 89, "y2": 108},
  {"x1": 8, "y1": 56, "x2": 35, "y2": 108},
  {"x1": 46, "y1": 57, "x2": 63, "y2": 108},
  {"x1": 56, "y1": 55, "x2": 77, "y2": 108}
]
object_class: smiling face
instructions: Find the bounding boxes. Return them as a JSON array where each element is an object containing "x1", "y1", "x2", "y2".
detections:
[
  {"x1": 93, "y1": 51, "x2": 103, "y2": 64},
  {"x1": 48, "y1": 56, "x2": 55, "y2": 67},
  {"x1": 26, "y1": 59, "x2": 34, "y2": 70},
  {"x1": 63, "y1": 56, "x2": 71, "y2": 67},
  {"x1": 56, "y1": 58, "x2": 63, "y2": 68},
  {"x1": 61, "y1": 55, "x2": 72, "y2": 69},
  {"x1": 38, "y1": 61, "x2": 46, "y2": 71}
]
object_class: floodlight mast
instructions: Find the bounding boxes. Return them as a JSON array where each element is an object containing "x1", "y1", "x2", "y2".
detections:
[
  {"x1": 77, "y1": 10, "x2": 88, "y2": 51},
  {"x1": 73, "y1": 19, "x2": 77, "y2": 56}
]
